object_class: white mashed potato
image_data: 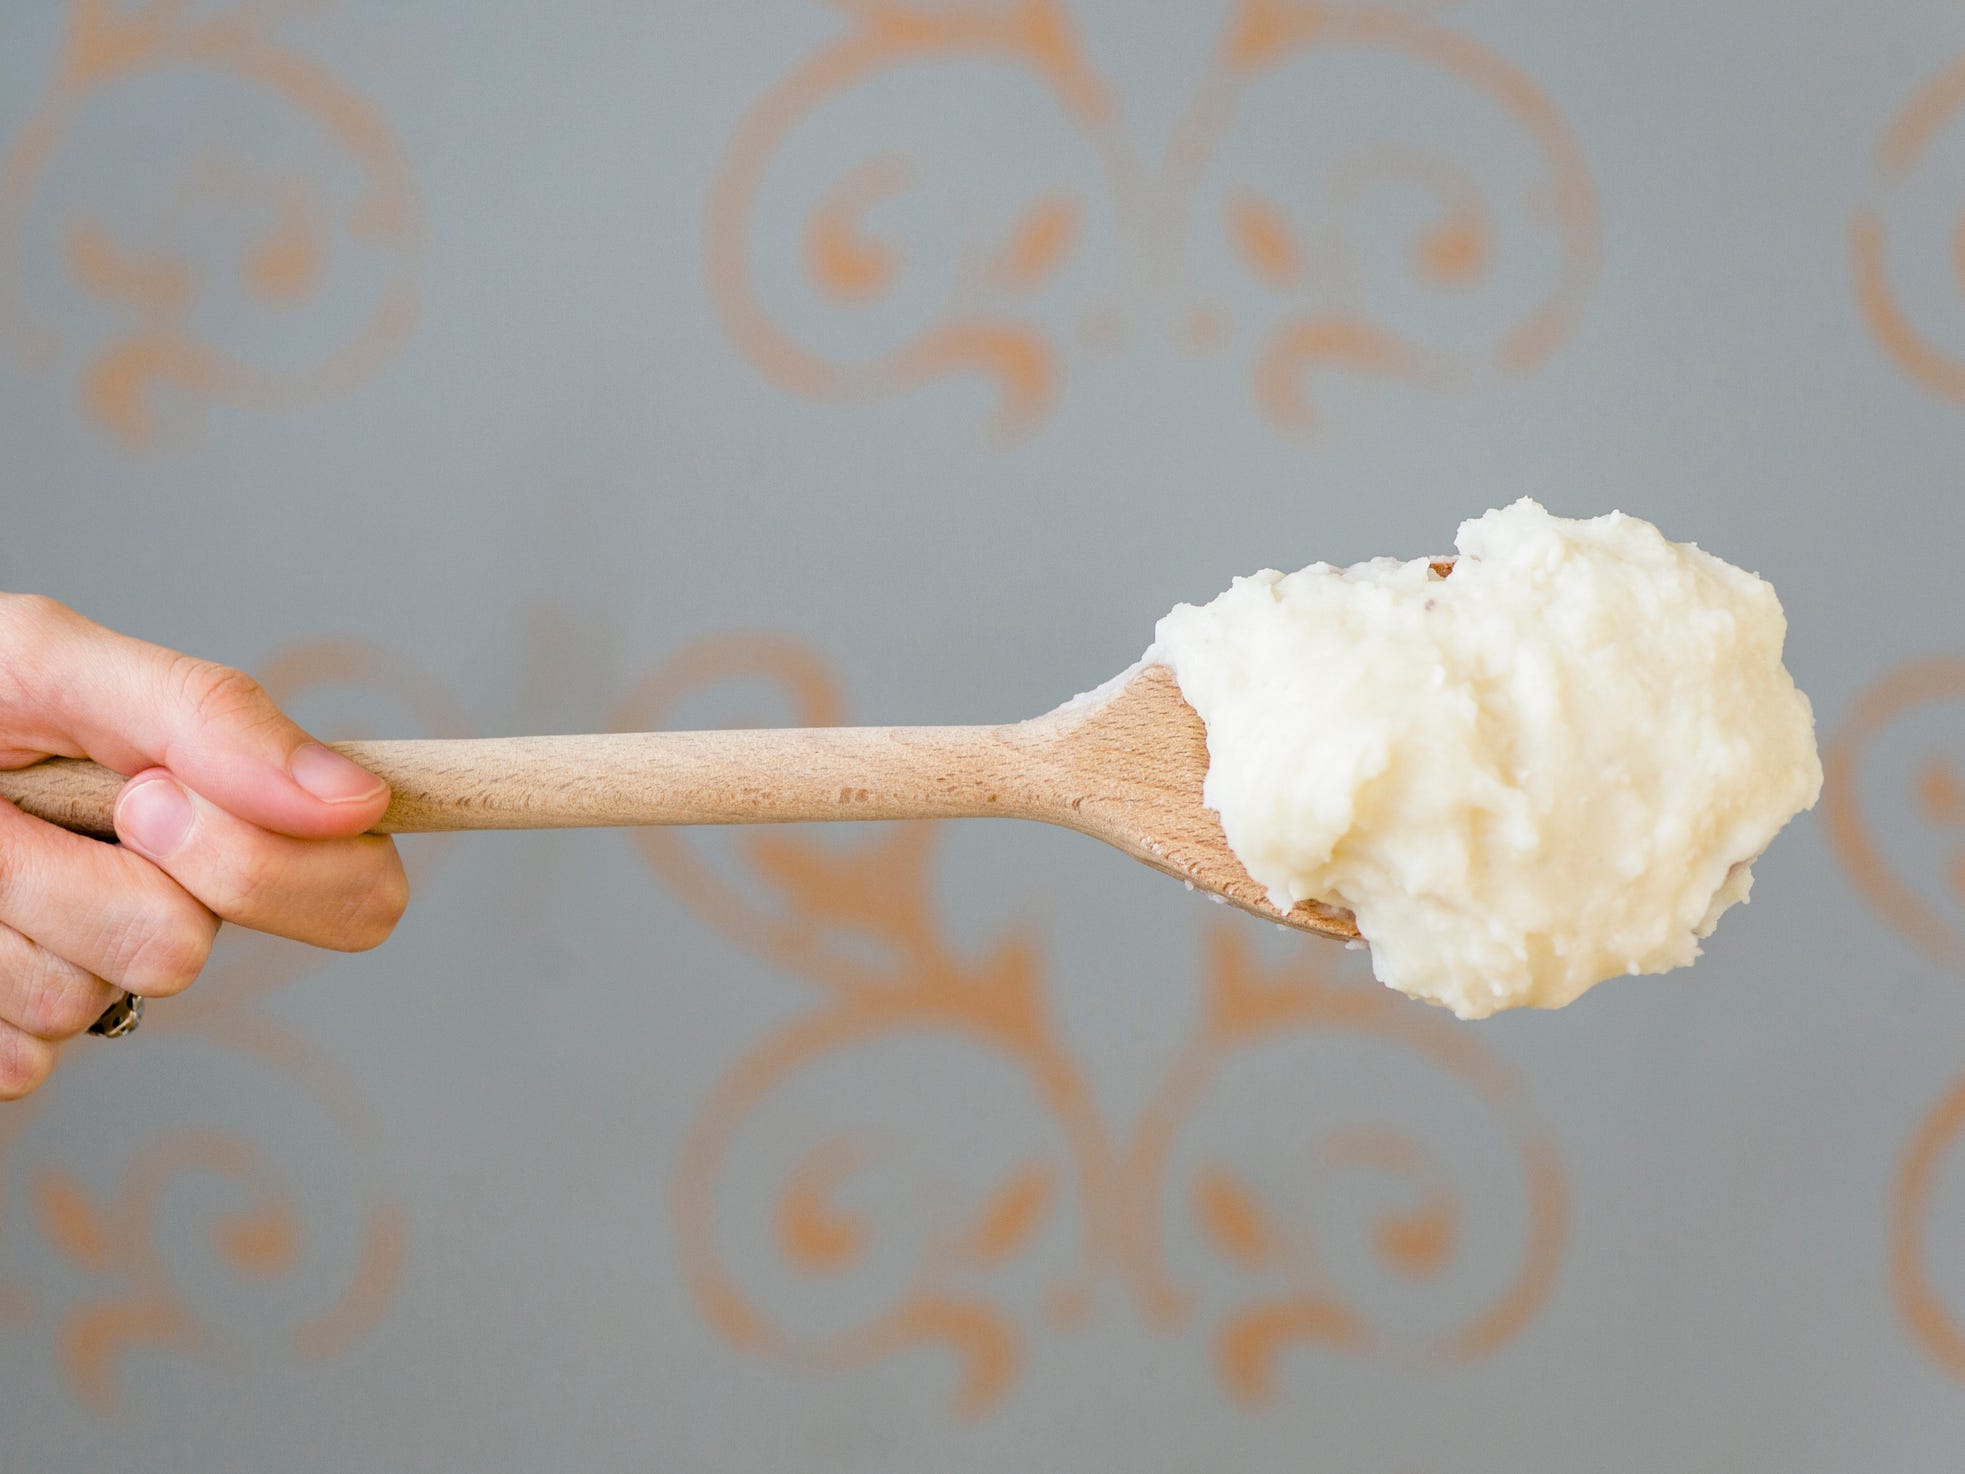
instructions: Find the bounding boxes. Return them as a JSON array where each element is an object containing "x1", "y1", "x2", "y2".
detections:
[{"x1": 1151, "y1": 499, "x2": 1821, "y2": 1018}]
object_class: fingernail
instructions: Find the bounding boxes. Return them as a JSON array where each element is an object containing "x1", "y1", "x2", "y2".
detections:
[
  {"x1": 116, "y1": 775, "x2": 194, "y2": 860},
  {"x1": 290, "y1": 743, "x2": 388, "y2": 805}
]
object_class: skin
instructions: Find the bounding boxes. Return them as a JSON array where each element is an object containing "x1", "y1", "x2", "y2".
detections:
[{"x1": 0, "y1": 593, "x2": 406, "y2": 1102}]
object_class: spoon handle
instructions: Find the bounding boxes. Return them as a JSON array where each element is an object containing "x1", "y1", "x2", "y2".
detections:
[{"x1": 0, "y1": 728, "x2": 1044, "y2": 841}]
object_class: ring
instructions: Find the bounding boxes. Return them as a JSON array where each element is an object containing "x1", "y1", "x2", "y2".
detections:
[{"x1": 88, "y1": 994, "x2": 144, "y2": 1039}]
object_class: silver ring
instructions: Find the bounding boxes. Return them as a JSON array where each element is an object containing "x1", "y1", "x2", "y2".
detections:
[{"x1": 88, "y1": 994, "x2": 144, "y2": 1039}]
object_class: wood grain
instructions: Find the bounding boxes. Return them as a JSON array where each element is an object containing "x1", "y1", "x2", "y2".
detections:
[{"x1": 0, "y1": 664, "x2": 1359, "y2": 941}]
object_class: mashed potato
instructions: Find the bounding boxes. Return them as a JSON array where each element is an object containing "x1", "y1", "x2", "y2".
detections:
[{"x1": 1151, "y1": 500, "x2": 1821, "y2": 1018}]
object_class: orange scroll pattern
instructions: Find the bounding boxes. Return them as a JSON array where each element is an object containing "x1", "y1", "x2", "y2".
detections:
[
  {"x1": 708, "y1": 0, "x2": 1598, "y2": 443},
  {"x1": 1825, "y1": 658, "x2": 1965, "y2": 977},
  {"x1": 1855, "y1": 31, "x2": 1965, "y2": 408},
  {"x1": 619, "y1": 634, "x2": 1564, "y2": 1418},
  {"x1": 0, "y1": 0, "x2": 420, "y2": 451},
  {"x1": 0, "y1": 639, "x2": 463, "y2": 1413},
  {"x1": 1895, "y1": 1075, "x2": 1965, "y2": 1386},
  {"x1": 1826, "y1": 660, "x2": 1965, "y2": 1383}
]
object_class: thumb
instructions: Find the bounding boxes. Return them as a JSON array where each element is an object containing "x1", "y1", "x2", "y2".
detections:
[{"x1": 2, "y1": 595, "x2": 389, "y2": 840}]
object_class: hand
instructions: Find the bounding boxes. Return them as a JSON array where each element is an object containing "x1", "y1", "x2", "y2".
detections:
[{"x1": 0, "y1": 594, "x2": 407, "y2": 1101}]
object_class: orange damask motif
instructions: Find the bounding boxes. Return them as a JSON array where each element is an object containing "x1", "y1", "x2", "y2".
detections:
[
  {"x1": 1824, "y1": 658, "x2": 1965, "y2": 975},
  {"x1": 1895, "y1": 1075, "x2": 1965, "y2": 1384},
  {"x1": 1855, "y1": 34, "x2": 1965, "y2": 407},
  {"x1": 0, "y1": 638, "x2": 463, "y2": 1413},
  {"x1": 707, "y1": 0, "x2": 1598, "y2": 444},
  {"x1": 0, "y1": 0, "x2": 420, "y2": 451},
  {"x1": 1825, "y1": 660, "x2": 1965, "y2": 1382},
  {"x1": 617, "y1": 633, "x2": 1565, "y2": 1418}
]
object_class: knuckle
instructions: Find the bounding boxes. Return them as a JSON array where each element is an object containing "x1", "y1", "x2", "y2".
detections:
[
  {"x1": 0, "y1": 1026, "x2": 54, "y2": 1101},
  {"x1": 18, "y1": 959, "x2": 100, "y2": 1039},
  {"x1": 169, "y1": 656, "x2": 277, "y2": 734},
  {"x1": 0, "y1": 592, "x2": 71, "y2": 641},
  {"x1": 0, "y1": 832, "x2": 29, "y2": 913},
  {"x1": 113, "y1": 903, "x2": 215, "y2": 997},
  {"x1": 202, "y1": 851, "x2": 273, "y2": 923},
  {"x1": 0, "y1": 594, "x2": 72, "y2": 707}
]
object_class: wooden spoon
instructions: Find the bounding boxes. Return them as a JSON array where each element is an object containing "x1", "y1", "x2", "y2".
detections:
[{"x1": 0, "y1": 662, "x2": 1359, "y2": 942}]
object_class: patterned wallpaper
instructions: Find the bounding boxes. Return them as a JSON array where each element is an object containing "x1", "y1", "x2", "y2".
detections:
[{"x1": 4, "y1": 1, "x2": 1965, "y2": 1469}]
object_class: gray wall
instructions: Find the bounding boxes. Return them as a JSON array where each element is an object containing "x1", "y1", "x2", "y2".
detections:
[{"x1": 3, "y1": 0, "x2": 1963, "y2": 1468}]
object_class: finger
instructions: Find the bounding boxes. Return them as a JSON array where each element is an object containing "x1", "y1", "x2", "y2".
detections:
[
  {"x1": 0, "y1": 1022, "x2": 56, "y2": 1101},
  {"x1": 0, "y1": 594, "x2": 388, "y2": 840},
  {"x1": 115, "y1": 770, "x2": 408, "y2": 950},
  {"x1": 0, "y1": 922, "x2": 117, "y2": 1041},
  {"x1": 0, "y1": 796, "x2": 216, "y2": 998}
]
